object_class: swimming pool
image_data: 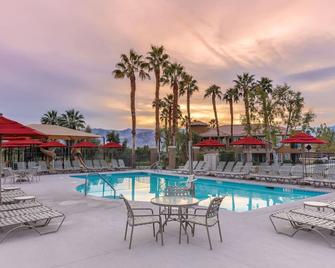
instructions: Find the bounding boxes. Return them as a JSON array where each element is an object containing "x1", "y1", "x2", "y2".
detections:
[{"x1": 73, "y1": 172, "x2": 326, "y2": 212}]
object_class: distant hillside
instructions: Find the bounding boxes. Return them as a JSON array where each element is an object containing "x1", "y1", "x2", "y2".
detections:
[{"x1": 92, "y1": 128, "x2": 155, "y2": 148}]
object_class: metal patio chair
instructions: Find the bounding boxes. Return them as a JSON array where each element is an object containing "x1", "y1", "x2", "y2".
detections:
[
  {"x1": 120, "y1": 194, "x2": 163, "y2": 249},
  {"x1": 184, "y1": 196, "x2": 224, "y2": 250}
]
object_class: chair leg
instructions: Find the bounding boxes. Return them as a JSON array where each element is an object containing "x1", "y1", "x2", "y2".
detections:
[
  {"x1": 160, "y1": 223, "x2": 164, "y2": 246},
  {"x1": 206, "y1": 226, "x2": 213, "y2": 250},
  {"x1": 192, "y1": 224, "x2": 195, "y2": 237},
  {"x1": 152, "y1": 223, "x2": 156, "y2": 238},
  {"x1": 217, "y1": 221, "x2": 223, "y2": 242},
  {"x1": 179, "y1": 220, "x2": 182, "y2": 244},
  {"x1": 129, "y1": 226, "x2": 134, "y2": 250},
  {"x1": 124, "y1": 223, "x2": 128, "y2": 241}
]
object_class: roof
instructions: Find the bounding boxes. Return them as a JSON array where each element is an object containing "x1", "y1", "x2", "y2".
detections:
[
  {"x1": 199, "y1": 124, "x2": 286, "y2": 138},
  {"x1": 190, "y1": 120, "x2": 209, "y2": 126},
  {"x1": 27, "y1": 124, "x2": 100, "y2": 140}
]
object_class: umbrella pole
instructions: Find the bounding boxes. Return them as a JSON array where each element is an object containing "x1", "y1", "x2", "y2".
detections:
[{"x1": 0, "y1": 136, "x2": 3, "y2": 202}]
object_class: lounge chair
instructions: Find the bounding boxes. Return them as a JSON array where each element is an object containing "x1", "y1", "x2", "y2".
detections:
[
  {"x1": 84, "y1": 160, "x2": 96, "y2": 171},
  {"x1": 100, "y1": 160, "x2": 111, "y2": 171},
  {"x1": 0, "y1": 205, "x2": 65, "y2": 243},
  {"x1": 195, "y1": 161, "x2": 210, "y2": 175},
  {"x1": 177, "y1": 161, "x2": 198, "y2": 174},
  {"x1": 219, "y1": 162, "x2": 245, "y2": 177},
  {"x1": 0, "y1": 189, "x2": 28, "y2": 204},
  {"x1": 269, "y1": 207, "x2": 335, "y2": 247},
  {"x1": 0, "y1": 200, "x2": 42, "y2": 212},
  {"x1": 175, "y1": 160, "x2": 189, "y2": 171},
  {"x1": 54, "y1": 160, "x2": 64, "y2": 173},
  {"x1": 184, "y1": 196, "x2": 224, "y2": 250},
  {"x1": 93, "y1": 160, "x2": 103, "y2": 171},
  {"x1": 38, "y1": 161, "x2": 49, "y2": 174},
  {"x1": 120, "y1": 194, "x2": 163, "y2": 249},
  {"x1": 194, "y1": 161, "x2": 205, "y2": 172},
  {"x1": 111, "y1": 159, "x2": 119, "y2": 169},
  {"x1": 118, "y1": 159, "x2": 128, "y2": 169},
  {"x1": 213, "y1": 161, "x2": 235, "y2": 176},
  {"x1": 63, "y1": 160, "x2": 74, "y2": 173},
  {"x1": 72, "y1": 160, "x2": 83, "y2": 172},
  {"x1": 230, "y1": 162, "x2": 253, "y2": 179},
  {"x1": 209, "y1": 161, "x2": 226, "y2": 175}
]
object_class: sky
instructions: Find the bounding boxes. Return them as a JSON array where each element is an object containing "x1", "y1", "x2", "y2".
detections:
[{"x1": 0, "y1": 0, "x2": 335, "y2": 130}]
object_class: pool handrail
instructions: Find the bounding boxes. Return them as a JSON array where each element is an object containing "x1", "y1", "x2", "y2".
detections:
[{"x1": 85, "y1": 172, "x2": 117, "y2": 199}]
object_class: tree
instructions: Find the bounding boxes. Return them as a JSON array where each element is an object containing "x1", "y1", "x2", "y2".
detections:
[
  {"x1": 179, "y1": 72, "x2": 199, "y2": 141},
  {"x1": 208, "y1": 119, "x2": 216, "y2": 129},
  {"x1": 301, "y1": 111, "x2": 316, "y2": 133},
  {"x1": 84, "y1": 125, "x2": 92, "y2": 133},
  {"x1": 112, "y1": 49, "x2": 150, "y2": 168},
  {"x1": 161, "y1": 62, "x2": 184, "y2": 145},
  {"x1": 160, "y1": 94, "x2": 174, "y2": 148},
  {"x1": 146, "y1": 45, "x2": 169, "y2": 153},
  {"x1": 223, "y1": 87, "x2": 240, "y2": 142},
  {"x1": 58, "y1": 109, "x2": 85, "y2": 130},
  {"x1": 106, "y1": 131, "x2": 120, "y2": 143},
  {"x1": 41, "y1": 110, "x2": 59, "y2": 125},
  {"x1": 204, "y1": 84, "x2": 222, "y2": 138},
  {"x1": 233, "y1": 73, "x2": 256, "y2": 135}
]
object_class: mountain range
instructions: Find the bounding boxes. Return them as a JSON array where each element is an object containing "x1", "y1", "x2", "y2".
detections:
[{"x1": 92, "y1": 128, "x2": 155, "y2": 147}]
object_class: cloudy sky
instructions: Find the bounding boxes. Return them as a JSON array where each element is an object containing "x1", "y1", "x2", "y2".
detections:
[{"x1": 1, "y1": 0, "x2": 335, "y2": 129}]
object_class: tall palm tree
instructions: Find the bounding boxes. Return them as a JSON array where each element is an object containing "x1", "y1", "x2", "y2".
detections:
[
  {"x1": 58, "y1": 109, "x2": 85, "y2": 130},
  {"x1": 113, "y1": 50, "x2": 150, "y2": 168},
  {"x1": 146, "y1": 45, "x2": 169, "y2": 153},
  {"x1": 223, "y1": 87, "x2": 240, "y2": 142},
  {"x1": 179, "y1": 72, "x2": 199, "y2": 141},
  {"x1": 233, "y1": 73, "x2": 255, "y2": 135},
  {"x1": 160, "y1": 94, "x2": 174, "y2": 147},
  {"x1": 204, "y1": 84, "x2": 222, "y2": 138},
  {"x1": 161, "y1": 63, "x2": 184, "y2": 145},
  {"x1": 41, "y1": 110, "x2": 59, "y2": 125}
]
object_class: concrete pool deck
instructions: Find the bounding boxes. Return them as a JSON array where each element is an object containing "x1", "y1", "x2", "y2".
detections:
[{"x1": 1, "y1": 172, "x2": 335, "y2": 268}]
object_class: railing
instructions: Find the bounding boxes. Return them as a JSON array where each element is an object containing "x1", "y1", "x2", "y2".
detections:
[{"x1": 84, "y1": 171, "x2": 117, "y2": 199}]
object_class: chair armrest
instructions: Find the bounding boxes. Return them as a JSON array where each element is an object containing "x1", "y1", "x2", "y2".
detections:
[
  {"x1": 194, "y1": 207, "x2": 207, "y2": 215},
  {"x1": 133, "y1": 214, "x2": 161, "y2": 217},
  {"x1": 132, "y1": 208, "x2": 154, "y2": 214}
]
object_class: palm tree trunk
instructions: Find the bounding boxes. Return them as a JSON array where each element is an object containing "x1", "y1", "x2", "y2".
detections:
[
  {"x1": 154, "y1": 69, "x2": 160, "y2": 154},
  {"x1": 229, "y1": 99, "x2": 234, "y2": 144},
  {"x1": 130, "y1": 76, "x2": 136, "y2": 168},
  {"x1": 172, "y1": 82, "x2": 178, "y2": 145},
  {"x1": 212, "y1": 95, "x2": 220, "y2": 139},
  {"x1": 187, "y1": 91, "x2": 191, "y2": 141},
  {"x1": 168, "y1": 107, "x2": 172, "y2": 146},
  {"x1": 244, "y1": 89, "x2": 251, "y2": 135}
]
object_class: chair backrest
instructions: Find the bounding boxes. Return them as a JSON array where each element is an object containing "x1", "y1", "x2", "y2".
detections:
[
  {"x1": 232, "y1": 162, "x2": 243, "y2": 172},
  {"x1": 73, "y1": 160, "x2": 81, "y2": 168},
  {"x1": 64, "y1": 160, "x2": 73, "y2": 169},
  {"x1": 111, "y1": 159, "x2": 119, "y2": 168},
  {"x1": 279, "y1": 165, "x2": 292, "y2": 176},
  {"x1": 3, "y1": 168, "x2": 13, "y2": 177},
  {"x1": 181, "y1": 160, "x2": 189, "y2": 170},
  {"x1": 16, "y1": 162, "x2": 26, "y2": 171},
  {"x1": 194, "y1": 161, "x2": 205, "y2": 171},
  {"x1": 224, "y1": 161, "x2": 235, "y2": 172},
  {"x1": 100, "y1": 159, "x2": 109, "y2": 168},
  {"x1": 38, "y1": 161, "x2": 48, "y2": 171},
  {"x1": 216, "y1": 161, "x2": 226, "y2": 172},
  {"x1": 118, "y1": 159, "x2": 126, "y2": 168},
  {"x1": 85, "y1": 160, "x2": 94, "y2": 168},
  {"x1": 164, "y1": 186, "x2": 191, "y2": 197},
  {"x1": 206, "y1": 196, "x2": 224, "y2": 219},
  {"x1": 192, "y1": 161, "x2": 199, "y2": 169},
  {"x1": 120, "y1": 194, "x2": 134, "y2": 219},
  {"x1": 93, "y1": 160, "x2": 101, "y2": 168},
  {"x1": 54, "y1": 160, "x2": 63, "y2": 169},
  {"x1": 28, "y1": 161, "x2": 37, "y2": 169}
]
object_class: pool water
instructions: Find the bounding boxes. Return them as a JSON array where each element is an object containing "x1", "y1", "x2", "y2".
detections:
[{"x1": 73, "y1": 172, "x2": 326, "y2": 212}]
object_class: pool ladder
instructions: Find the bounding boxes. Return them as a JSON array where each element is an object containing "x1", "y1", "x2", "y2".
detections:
[{"x1": 84, "y1": 172, "x2": 117, "y2": 199}]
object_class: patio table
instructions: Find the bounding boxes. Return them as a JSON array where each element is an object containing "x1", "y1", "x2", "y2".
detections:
[{"x1": 151, "y1": 196, "x2": 199, "y2": 244}]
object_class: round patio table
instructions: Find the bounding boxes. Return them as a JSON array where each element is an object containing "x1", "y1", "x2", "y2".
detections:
[{"x1": 151, "y1": 196, "x2": 199, "y2": 244}]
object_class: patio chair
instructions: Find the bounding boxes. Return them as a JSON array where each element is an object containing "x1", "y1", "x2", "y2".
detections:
[
  {"x1": 269, "y1": 208, "x2": 335, "y2": 247},
  {"x1": 3, "y1": 168, "x2": 30, "y2": 184},
  {"x1": 195, "y1": 161, "x2": 210, "y2": 175},
  {"x1": 0, "y1": 189, "x2": 29, "y2": 204},
  {"x1": 184, "y1": 196, "x2": 224, "y2": 250},
  {"x1": 15, "y1": 162, "x2": 27, "y2": 172},
  {"x1": 120, "y1": 194, "x2": 163, "y2": 249},
  {"x1": 0, "y1": 205, "x2": 65, "y2": 243},
  {"x1": 27, "y1": 161, "x2": 38, "y2": 169}
]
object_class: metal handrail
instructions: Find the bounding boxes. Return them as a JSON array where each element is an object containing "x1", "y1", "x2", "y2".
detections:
[{"x1": 84, "y1": 171, "x2": 117, "y2": 199}]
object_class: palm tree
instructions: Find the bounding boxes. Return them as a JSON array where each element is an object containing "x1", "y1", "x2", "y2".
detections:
[
  {"x1": 160, "y1": 94, "x2": 174, "y2": 147},
  {"x1": 146, "y1": 45, "x2": 169, "y2": 153},
  {"x1": 113, "y1": 50, "x2": 150, "y2": 168},
  {"x1": 204, "y1": 84, "x2": 222, "y2": 138},
  {"x1": 58, "y1": 109, "x2": 85, "y2": 130},
  {"x1": 233, "y1": 73, "x2": 255, "y2": 135},
  {"x1": 208, "y1": 119, "x2": 216, "y2": 129},
  {"x1": 41, "y1": 110, "x2": 59, "y2": 125},
  {"x1": 223, "y1": 87, "x2": 240, "y2": 142},
  {"x1": 161, "y1": 63, "x2": 184, "y2": 145},
  {"x1": 179, "y1": 72, "x2": 199, "y2": 141}
]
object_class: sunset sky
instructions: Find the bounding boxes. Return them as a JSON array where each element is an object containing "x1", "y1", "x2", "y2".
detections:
[{"x1": 1, "y1": 0, "x2": 335, "y2": 129}]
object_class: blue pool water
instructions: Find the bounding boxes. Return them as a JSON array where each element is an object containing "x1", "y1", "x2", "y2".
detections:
[{"x1": 73, "y1": 172, "x2": 326, "y2": 212}]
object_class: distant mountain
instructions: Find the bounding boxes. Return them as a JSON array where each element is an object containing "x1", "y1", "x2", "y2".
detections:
[{"x1": 92, "y1": 128, "x2": 155, "y2": 148}]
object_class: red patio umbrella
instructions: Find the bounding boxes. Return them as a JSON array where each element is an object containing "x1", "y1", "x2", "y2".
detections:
[
  {"x1": 231, "y1": 136, "x2": 266, "y2": 146},
  {"x1": 40, "y1": 141, "x2": 66, "y2": 148},
  {"x1": 73, "y1": 141, "x2": 97, "y2": 148},
  {"x1": 281, "y1": 132, "x2": 327, "y2": 144},
  {"x1": 101, "y1": 142, "x2": 122, "y2": 149},
  {"x1": 1, "y1": 139, "x2": 42, "y2": 147},
  {"x1": 194, "y1": 139, "x2": 225, "y2": 147}
]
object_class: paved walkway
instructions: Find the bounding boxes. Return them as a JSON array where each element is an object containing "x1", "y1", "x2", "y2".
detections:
[{"x1": 0, "y1": 173, "x2": 335, "y2": 268}]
